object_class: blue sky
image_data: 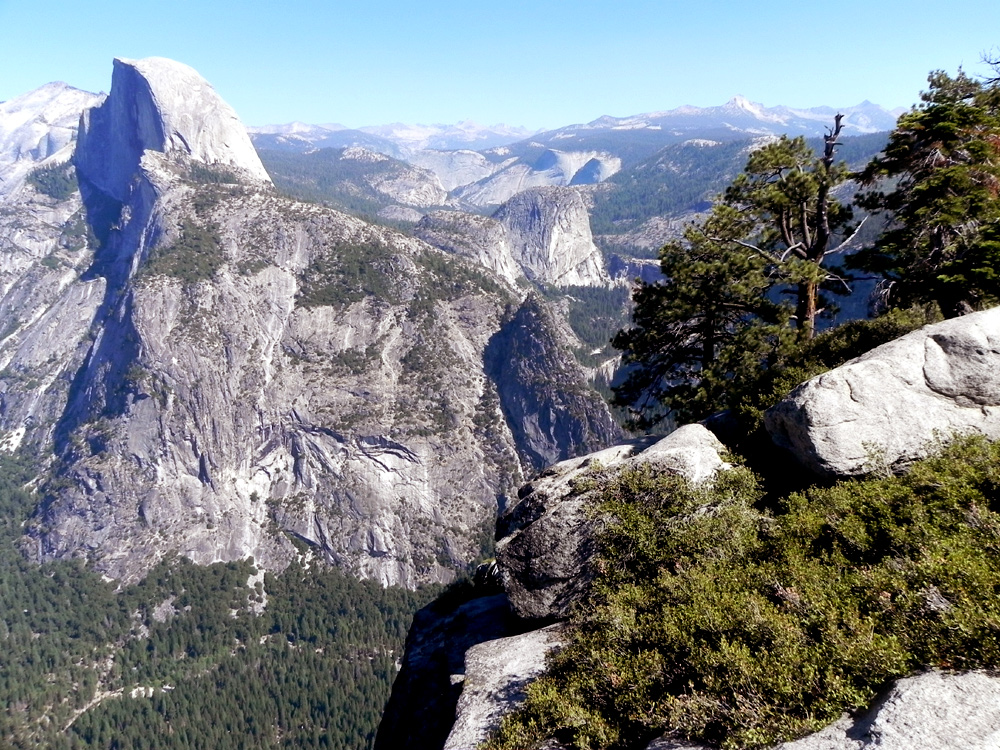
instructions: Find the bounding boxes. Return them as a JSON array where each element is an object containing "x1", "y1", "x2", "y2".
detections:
[{"x1": 1, "y1": 0, "x2": 998, "y2": 129}]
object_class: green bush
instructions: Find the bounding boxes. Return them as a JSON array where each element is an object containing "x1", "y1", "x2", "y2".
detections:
[
  {"x1": 144, "y1": 218, "x2": 225, "y2": 283},
  {"x1": 489, "y1": 435, "x2": 1000, "y2": 750},
  {"x1": 26, "y1": 162, "x2": 78, "y2": 201}
]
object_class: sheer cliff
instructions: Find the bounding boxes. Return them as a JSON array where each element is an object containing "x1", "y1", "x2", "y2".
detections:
[{"x1": 0, "y1": 58, "x2": 622, "y2": 587}]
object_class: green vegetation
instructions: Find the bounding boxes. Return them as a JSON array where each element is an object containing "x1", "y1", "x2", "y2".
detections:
[
  {"x1": 611, "y1": 217, "x2": 787, "y2": 426},
  {"x1": 186, "y1": 162, "x2": 241, "y2": 185},
  {"x1": 590, "y1": 140, "x2": 749, "y2": 237},
  {"x1": 143, "y1": 218, "x2": 225, "y2": 283},
  {"x1": 0, "y1": 451, "x2": 436, "y2": 748},
  {"x1": 297, "y1": 240, "x2": 403, "y2": 309},
  {"x1": 611, "y1": 116, "x2": 865, "y2": 426},
  {"x1": 408, "y1": 250, "x2": 504, "y2": 319},
  {"x1": 590, "y1": 133, "x2": 888, "y2": 243},
  {"x1": 560, "y1": 286, "x2": 632, "y2": 353},
  {"x1": 58, "y1": 210, "x2": 96, "y2": 253},
  {"x1": 852, "y1": 68, "x2": 1000, "y2": 317},
  {"x1": 27, "y1": 162, "x2": 78, "y2": 201},
  {"x1": 257, "y1": 147, "x2": 433, "y2": 228},
  {"x1": 489, "y1": 435, "x2": 1000, "y2": 750}
]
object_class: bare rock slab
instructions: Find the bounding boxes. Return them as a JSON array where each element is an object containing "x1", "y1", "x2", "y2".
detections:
[
  {"x1": 645, "y1": 671, "x2": 1000, "y2": 750},
  {"x1": 765, "y1": 307, "x2": 1000, "y2": 477},
  {"x1": 444, "y1": 624, "x2": 566, "y2": 750}
]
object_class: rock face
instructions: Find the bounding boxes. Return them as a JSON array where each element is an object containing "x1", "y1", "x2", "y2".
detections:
[
  {"x1": 418, "y1": 186, "x2": 610, "y2": 290},
  {"x1": 486, "y1": 294, "x2": 624, "y2": 476},
  {"x1": 75, "y1": 57, "x2": 270, "y2": 203},
  {"x1": 765, "y1": 307, "x2": 1000, "y2": 477},
  {"x1": 454, "y1": 149, "x2": 620, "y2": 207},
  {"x1": 444, "y1": 624, "x2": 565, "y2": 750},
  {"x1": 415, "y1": 211, "x2": 523, "y2": 288},
  {"x1": 374, "y1": 593, "x2": 529, "y2": 750},
  {"x1": 493, "y1": 187, "x2": 609, "y2": 287},
  {"x1": 0, "y1": 84, "x2": 107, "y2": 453},
  {"x1": 495, "y1": 424, "x2": 729, "y2": 621},
  {"x1": 0, "y1": 58, "x2": 621, "y2": 587},
  {"x1": 339, "y1": 146, "x2": 449, "y2": 207},
  {"x1": 408, "y1": 149, "x2": 500, "y2": 192}
]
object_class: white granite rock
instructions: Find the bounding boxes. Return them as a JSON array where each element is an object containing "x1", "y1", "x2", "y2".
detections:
[
  {"x1": 765, "y1": 307, "x2": 1000, "y2": 477},
  {"x1": 493, "y1": 186, "x2": 609, "y2": 287},
  {"x1": 647, "y1": 671, "x2": 1000, "y2": 750},
  {"x1": 76, "y1": 57, "x2": 270, "y2": 202},
  {"x1": 444, "y1": 625, "x2": 566, "y2": 750}
]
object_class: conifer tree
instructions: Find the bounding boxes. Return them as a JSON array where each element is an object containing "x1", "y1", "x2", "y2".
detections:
[
  {"x1": 852, "y1": 68, "x2": 1000, "y2": 315},
  {"x1": 612, "y1": 209, "x2": 788, "y2": 426},
  {"x1": 613, "y1": 117, "x2": 853, "y2": 425},
  {"x1": 718, "y1": 119, "x2": 855, "y2": 338}
]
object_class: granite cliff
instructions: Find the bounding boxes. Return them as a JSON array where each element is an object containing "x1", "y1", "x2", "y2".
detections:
[{"x1": 0, "y1": 58, "x2": 621, "y2": 586}]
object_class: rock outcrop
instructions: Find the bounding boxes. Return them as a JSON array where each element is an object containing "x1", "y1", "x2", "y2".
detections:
[
  {"x1": 645, "y1": 670, "x2": 1000, "y2": 750},
  {"x1": 454, "y1": 148, "x2": 620, "y2": 207},
  {"x1": 0, "y1": 84, "x2": 107, "y2": 452},
  {"x1": 374, "y1": 593, "x2": 531, "y2": 750},
  {"x1": 765, "y1": 307, "x2": 1000, "y2": 477},
  {"x1": 408, "y1": 149, "x2": 500, "y2": 192},
  {"x1": 486, "y1": 294, "x2": 624, "y2": 476},
  {"x1": 493, "y1": 187, "x2": 609, "y2": 287},
  {"x1": 495, "y1": 424, "x2": 729, "y2": 621},
  {"x1": 418, "y1": 186, "x2": 610, "y2": 290},
  {"x1": 444, "y1": 624, "x2": 565, "y2": 750},
  {"x1": 339, "y1": 146, "x2": 449, "y2": 207},
  {"x1": 415, "y1": 210, "x2": 523, "y2": 288}
]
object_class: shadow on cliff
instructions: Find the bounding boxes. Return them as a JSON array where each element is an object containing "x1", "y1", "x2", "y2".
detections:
[
  {"x1": 484, "y1": 294, "x2": 624, "y2": 479},
  {"x1": 51, "y1": 175, "x2": 146, "y2": 455},
  {"x1": 375, "y1": 585, "x2": 534, "y2": 750}
]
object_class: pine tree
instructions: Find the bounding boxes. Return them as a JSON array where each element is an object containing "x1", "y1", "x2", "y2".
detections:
[
  {"x1": 612, "y1": 209, "x2": 788, "y2": 425},
  {"x1": 852, "y1": 68, "x2": 1000, "y2": 316},
  {"x1": 719, "y1": 119, "x2": 855, "y2": 338}
]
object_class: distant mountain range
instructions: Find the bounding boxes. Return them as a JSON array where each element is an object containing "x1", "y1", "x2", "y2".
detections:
[
  {"x1": 249, "y1": 97, "x2": 900, "y2": 161},
  {"x1": 247, "y1": 121, "x2": 538, "y2": 157},
  {"x1": 249, "y1": 97, "x2": 898, "y2": 218}
]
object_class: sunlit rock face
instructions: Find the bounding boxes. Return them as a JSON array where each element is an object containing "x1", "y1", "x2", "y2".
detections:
[
  {"x1": 765, "y1": 307, "x2": 1000, "y2": 477},
  {"x1": 493, "y1": 187, "x2": 608, "y2": 287},
  {"x1": 75, "y1": 56, "x2": 270, "y2": 203},
  {"x1": 0, "y1": 82, "x2": 103, "y2": 196},
  {"x1": 0, "y1": 57, "x2": 622, "y2": 587}
]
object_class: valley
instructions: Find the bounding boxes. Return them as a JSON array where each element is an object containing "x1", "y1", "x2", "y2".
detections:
[{"x1": 7, "y1": 50, "x2": 984, "y2": 750}]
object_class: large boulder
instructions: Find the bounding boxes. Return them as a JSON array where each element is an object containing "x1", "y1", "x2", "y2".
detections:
[
  {"x1": 496, "y1": 424, "x2": 730, "y2": 621},
  {"x1": 765, "y1": 307, "x2": 1000, "y2": 477},
  {"x1": 646, "y1": 670, "x2": 1000, "y2": 750}
]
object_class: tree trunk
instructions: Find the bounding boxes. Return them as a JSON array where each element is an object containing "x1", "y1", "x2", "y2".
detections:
[{"x1": 797, "y1": 281, "x2": 817, "y2": 339}]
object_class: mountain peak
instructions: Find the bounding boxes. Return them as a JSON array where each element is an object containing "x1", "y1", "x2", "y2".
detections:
[
  {"x1": 76, "y1": 56, "x2": 270, "y2": 201},
  {"x1": 0, "y1": 81, "x2": 103, "y2": 196}
]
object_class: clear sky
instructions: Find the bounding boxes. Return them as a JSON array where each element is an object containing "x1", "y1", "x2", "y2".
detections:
[{"x1": 1, "y1": 0, "x2": 998, "y2": 130}]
